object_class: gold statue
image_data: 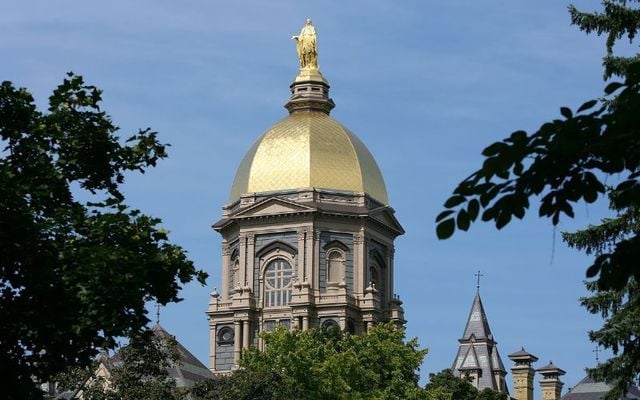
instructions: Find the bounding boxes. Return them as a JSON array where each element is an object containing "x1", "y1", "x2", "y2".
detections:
[{"x1": 292, "y1": 19, "x2": 318, "y2": 69}]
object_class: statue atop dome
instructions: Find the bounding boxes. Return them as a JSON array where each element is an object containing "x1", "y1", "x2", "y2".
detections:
[{"x1": 292, "y1": 19, "x2": 318, "y2": 69}]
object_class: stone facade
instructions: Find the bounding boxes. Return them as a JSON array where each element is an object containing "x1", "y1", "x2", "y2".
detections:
[{"x1": 207, "y1": 191, "x2": 405, "y2": 372}]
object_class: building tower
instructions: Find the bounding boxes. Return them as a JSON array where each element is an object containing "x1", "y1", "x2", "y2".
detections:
[
  {"x1": 206, "y1": 20, "x2": 405, "y2": 373},
  {"x1": 451, "y1": 291, "x2": 508, "y2": 393},
  {"x1": 509, "y1": 347, "x2": 538, "y2": 400},
  {"x1": 537, "y1": 362, "x2": 566, "y2": 400}
]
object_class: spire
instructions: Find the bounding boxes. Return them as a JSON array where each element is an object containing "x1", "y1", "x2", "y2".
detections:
[
  {"x1": 285, "y1": 19, "x2": 335, "y2": 115},
  {"x1": 452, "y1": 291, "x2": 508, "y2": 393},
  {"x1": 461, "y1": 292, "x2": 493, "y2": 341}
]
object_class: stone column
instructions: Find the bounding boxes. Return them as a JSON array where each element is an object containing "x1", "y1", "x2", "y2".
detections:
[
  {"x1": 242, "y1": 320, "x2": 250, "y2": 350},
  {"x1": 508, "y1": 348, "x2": 538, "y2": 400},
  {"x1": 246, "y1": 234, "x2": 255, "y2": 291},
  {"x1": 238, "y1": 234, "x2": 247, "y2": 288},
  {"x1": 353, "y1": 231, "x2": 365, "y2": 294},
  {"x1": 209, "y1": 326, "x2": 216, "y2": 370},
  {"x1": 313, "y1": 230, "x2": 321, "y2": 291},
  {"x1": 221, "y1": 240, "x2": 230, "y2": 300},
  {"x1": 233, "y1": 321, "x2": 242, "y2": 365},
  {"x1": 537, "y1": 362, "x2": 566, "y2": 400},
  {"x1": 297, "y1": 230, "x2": 306, "y2": 281},
  {"x1": 302, "y1": 316, "x2": 309, "y2": 330},
  {"x1": 305, "y1": 229, "x2": 313, "y2": 283}
]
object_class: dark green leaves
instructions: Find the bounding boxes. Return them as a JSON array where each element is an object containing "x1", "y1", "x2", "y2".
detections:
[
  {"x1": 436, "y1": 218, "x2": 455, "y2": 239},
  {"x1": 0, "y1": 74, "x2": 206, "y2": 397}
]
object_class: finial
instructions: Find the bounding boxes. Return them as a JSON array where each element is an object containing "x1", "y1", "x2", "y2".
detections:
[
  {"x1": 474, "y1": 270, "x2": 484, "y2": 292},
  {"x1": 292, "y1": 19, "x2": 318, "y2": 70},
  {"x1": 593, "y1": 346, "x2": 601, "y2": 364},
  {"x1": 155, "y1": 303, "x2": 161, "y2": 325},
  {"x1": 285, "y1": 19, "x2": 334, "y2": 113}
]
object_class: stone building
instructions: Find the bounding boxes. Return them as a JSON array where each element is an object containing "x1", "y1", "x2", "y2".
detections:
[
  {"x1": 451, "y1": 290, "x2": 640, "y2": 400},
  {"x1": 206, "y1": 21, "x2": 405, "y2": 373},
  {"x1": 451, "y1": 290, "x2": 508, "y2": 392}
]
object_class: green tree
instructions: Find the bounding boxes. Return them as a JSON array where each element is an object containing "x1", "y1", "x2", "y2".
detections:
[
  {"x1": 215, "y1": 323, "x2": 428, "y2": 400},
  {"x1": 0, "y1": 74, "x2": 207, "y2": 399},
  {"x1": 435, "y1": 1, "x2": 640, "y2": 397},
  {"x1": 56, "y1": 330, "x2": 180, "y2": 400},
  {"x1": 424, "y1": 369, "x2": 509, "y2": 400}
]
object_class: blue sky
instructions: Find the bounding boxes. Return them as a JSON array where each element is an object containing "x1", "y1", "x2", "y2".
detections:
[{"x1": 1, "y1": 0, "x2": 615, "y2": 394}]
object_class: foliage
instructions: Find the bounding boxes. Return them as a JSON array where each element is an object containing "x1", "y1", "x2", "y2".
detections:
[
  {"x1": 436, "y1": 1, "x2": 640, "y2": 397},
  {"x1": 0, "y1": 74, "x2": 207, "y2": 399},
  {"x1": 563, "y1": 199, "x2": 640, "y2": 398},
  {"x1": 55, "y1": 329, "x2": 183, "y2": 400},
  {"x1": 212, "y1": 323, "x2": 428, "y2": 400},
  {"x1": 569, "y1": 1, "x2": 640, "y2": 79},
  {"x1": 424, "y1": 369, "x2": 509, "y2": 400}
]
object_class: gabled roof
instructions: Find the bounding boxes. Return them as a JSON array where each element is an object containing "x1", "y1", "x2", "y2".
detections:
[
  {"x1": 562, "y1": 375, "x2": 640, "y2": 400},
  {"x1": 151, "y1": 324, "x2": 213, "y2": 387},
  {"x1": 459, "y1": 345, "x2": 480, "y2": 370}
]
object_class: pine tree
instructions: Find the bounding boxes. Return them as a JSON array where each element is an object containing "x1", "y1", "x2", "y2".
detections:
[{"x1": 436, "y1": 1, "x2": 640, "y2": 397}]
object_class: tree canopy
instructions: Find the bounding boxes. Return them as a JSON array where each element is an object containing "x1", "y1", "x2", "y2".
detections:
[
  {"x1": 54, "y1": 329, "x2": 182, "y2": 400},
  {"x1": 436, "y1": 1, "x2": 640, "y2": 397},
  {"x1": 424, "y1": 369, "x2": 509, "y2": 400},
  {"x1": 199, "y1": 323, "x2": 428, "y2": 400},
  {"x1": 0, "y1": 74, "x2": 207, "y2": 399}
]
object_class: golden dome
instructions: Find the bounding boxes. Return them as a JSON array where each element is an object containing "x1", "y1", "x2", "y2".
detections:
[{"x1": 229, "y1": 111, "x2": 389, "y2": 204}]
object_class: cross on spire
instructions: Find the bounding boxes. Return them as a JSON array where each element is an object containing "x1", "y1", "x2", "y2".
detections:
[
  {"x1": 593, "y1": 346, "x2": 601, "y2": 364},
  {"x1": 474, "y1": 270, "x2": 484, "y2": 292}
]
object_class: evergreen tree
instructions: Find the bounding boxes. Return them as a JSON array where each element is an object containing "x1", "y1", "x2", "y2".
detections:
[{"x1": 436, "y1": 1, "x2": 640, "y2": 397}]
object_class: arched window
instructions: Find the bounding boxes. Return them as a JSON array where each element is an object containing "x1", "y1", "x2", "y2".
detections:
[
  {"x1": 264, "y1": 259, "x2": 294, "y2": 308},
  {"x1": 369, "y1": 264, "x2": 380, "y2": 287},
  {"x1": 321, "y1": 319, "x2": 339, "y2": 330},
  {"x1": 232, "y1": 258, "x2": 240, "y2": 288},
  {"x1": 327, "y1": 250, "x2": 344, "y2": 283}
]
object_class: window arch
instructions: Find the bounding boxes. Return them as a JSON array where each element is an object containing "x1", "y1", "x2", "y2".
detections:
[
  {"x1": 263, "y1": 258, "x2": 294, "y2": 308},
  {"x1": 321, "y1": 319, "x2": 339, "y2": 330}
]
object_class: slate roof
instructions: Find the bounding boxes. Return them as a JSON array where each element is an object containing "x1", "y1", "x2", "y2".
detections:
[
  {"x1": 461, "y1": 293, "x2": 494, "y2": 341},
  {"x1": 562, "y1": 376, "x2": 640, "y2": 400},
  {"x1": 150, "y1": 324, "x2": 213, "y2": 387},
  {"x1": 452, "y1": 292, "x2": 508, "y2": 393}
]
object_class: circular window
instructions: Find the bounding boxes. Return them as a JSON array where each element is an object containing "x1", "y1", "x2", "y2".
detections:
[{"x1": 217, "y1": 327, "x2": 234, "y2": 344}]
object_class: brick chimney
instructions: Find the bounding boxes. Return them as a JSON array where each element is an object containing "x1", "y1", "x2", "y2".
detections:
[{"x1": 508, "y1": 347, "x2": 538, "y2": 400}]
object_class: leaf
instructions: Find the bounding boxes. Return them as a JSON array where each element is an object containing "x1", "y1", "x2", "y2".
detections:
[
  {"x1": 560, "y1": 107, "x2": 573, "y2": 119},
  {"x1": 443, "y1": 195, "x2": 466, "y2": 208},
  {"x1": 577, "y1": 99, "x2": 598, "y2": 113},
  {"x1": 586, "y1": 263, "x2": 601, "y2": 278},
  {"x1": 436, "y1": 219, "x2": 455, "y2": 239},
  {"x1": 467, "y1": 199, "x2": 480, "y2": 221},
  {"x1": 481, "y1": 142, "x2": 506, "y2": 157},
  {"x1": 604, "y1": 81, "x2": 624, "y2": 95},
  {"x1": 435, "y1": 210, "x2": 455, "y2": 223},
  {"x1": 457, "y1": 209, "x2": 470, "y2": 231},
  {"x1": 495, "y1": 212, "x2": 512, "y2": 229}
]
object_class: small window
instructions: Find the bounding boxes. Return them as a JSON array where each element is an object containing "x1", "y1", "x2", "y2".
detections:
[{"x1": 217, "y1": 326, "x2": 234, "y2": 345}]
